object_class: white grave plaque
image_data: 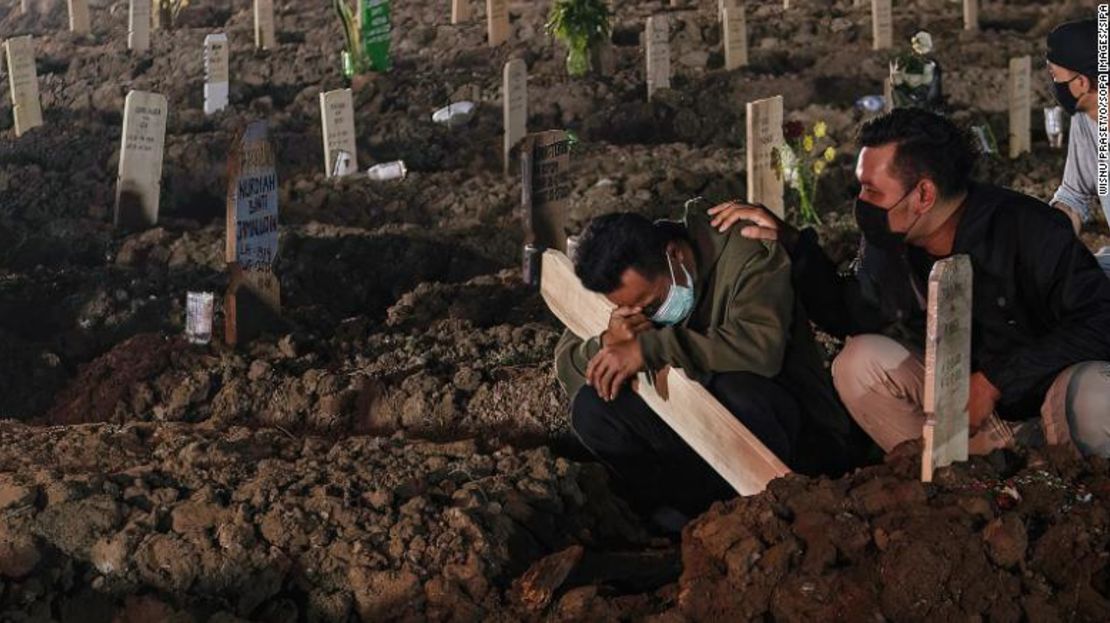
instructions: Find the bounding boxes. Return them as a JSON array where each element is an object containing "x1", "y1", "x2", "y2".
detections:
[
  {"x1": 320, "y1": 88, "x2": 358, "y2": 177},
  {"x1": 487, "y1": 0, "x2": 508, "y2": 47},
  {"x1": 964, "y1": 0, "x2": 979, "y2": 32},
  {"x1": 871, "y1": 0, "x2": 892, "y2": 51},
  {"x1": 68, "y1": 0, "x2": 90, "y2": 35},
  {"x1": 645, "y1": 15, "x2": 670, "y2": 101},
  {"x1": 921, "y1": 255, "x2": 972, "y2": 482},
  {"x1": 503, "y1": 58, "x2": 527, "y2": 175},
  {"x1": 186, "y1": 292, "x2": 215, "y2": 345},
  {"x1": 255, "y1": 0, "x2": 276, "y2": 50},
  {"x1": 452, "y1": 0, "x2": 470, "y2": 24},
  {"x1": 1009, "y1": 56, "x2": 1032, "y2": 159},
  {"x1": 722, "y1": 5, "x2": 748, "y2": 71},
  {"x1": 746, "y1": 95, "x2": 785, "y2": 219},
  {"x1": 115, "y1": 91, "x2": 168, "y2": 229},
  {"x1": 4, "y1": 36, "x2": 43, "y2": 137},
  {"x1": 129, "y1": 0, "x2": 151, "y2": 53},
  {"x1": 204, "y1": 34, "x2": 230, "y2": 115}
]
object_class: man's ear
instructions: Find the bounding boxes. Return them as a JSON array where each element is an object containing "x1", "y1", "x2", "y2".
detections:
[
  {"x1": 916, "y1": 179, "x2": 939, "y2": 214},
  {"x1": 1078, "y1": 73, "x2": 1095, "y2": 94}
]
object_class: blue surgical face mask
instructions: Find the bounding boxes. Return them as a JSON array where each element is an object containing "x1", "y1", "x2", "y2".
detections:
[{"x1": 651, "y1": 254, "x2": 695, "y2": 326}]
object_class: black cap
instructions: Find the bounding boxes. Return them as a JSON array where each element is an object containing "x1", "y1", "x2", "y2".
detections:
[{"x1": 1047, "y1": 18, "x2": 1099, "y2": 80}]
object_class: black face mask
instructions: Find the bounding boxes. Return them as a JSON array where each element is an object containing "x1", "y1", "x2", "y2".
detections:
[
  {"x1": 854, "y1": 186, "x2": 917, "y2": 252},
  {"x1": 1052, "y1": 74, "x2": 1082, "y2": 115}
]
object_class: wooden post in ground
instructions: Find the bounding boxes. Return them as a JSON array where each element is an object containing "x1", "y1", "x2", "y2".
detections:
[
  {"x1": 503, "y1": 59, "x2": 527, "y2": 176},
  {"x1": 746, "y1": 95, "x2": 785, "y2": 219},
  {"x1": 964, "y1": 0, "x2": 979, "y2": 32},
  {"x1": 67, "y1": 0, "x2": 90, "y2": 35},
  {"x1": 871, "y1": 0, "x2": 892, "y2": 51},
  {"x1": 921, "y1": 255, "x2": 973, "y2": 482},
  {"x1": 3, "y1": 35, "x2": 43, "y2": 137},
  {"x1": 645, "y1": 15, "x2": 671, "y2": 101},
  {"x1": 320, "y1": 88, "x2": 358, "y2": 177},
  {"x1": 540, "y1": 249, "x2": 791, "y2": 496},
  {"x1": 1008, "y1": 56, "x2": 1032, "y2": 159},
  {"x1": 722, "y1": 2, "x2": 748, "y2": 71},
  {"x1": 487, "y1": 0, "x2": 508, "y2": 46},
  {"x1": 114, "y1": 91, "x2": 168, "y2": 230},
  {"x1": 452, "y1": 0, "x2": 470, "y2": 24}
]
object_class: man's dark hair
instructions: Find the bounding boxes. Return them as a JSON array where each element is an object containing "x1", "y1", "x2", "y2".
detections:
[
  {"x1": 574, "y1": 212, "x2": 675, "y2": 294},
  {"x1": 858, "y1": 108, "x2": 978, "y2": 199}
]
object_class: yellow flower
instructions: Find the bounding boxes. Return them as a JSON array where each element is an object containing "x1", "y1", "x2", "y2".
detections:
[
  {"x1": 813, "y1": 160, "x2": 827, "y2": 175},
  {"x1": 814, "y1": 121, "x2": 827, "y2": 138},
  {"x1": 823, "y1": 146, "x2": 835, "y2": 162},
  {"x1": 803, "y1": 135, "x2": 814, "y2": 152}
]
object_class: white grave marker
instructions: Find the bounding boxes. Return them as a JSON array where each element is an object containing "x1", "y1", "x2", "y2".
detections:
[
  {"x1": 115, "y1": 91, "x2": 168, "y2": 229},
  {"x1": 746, "y1": 95, "x2": 785, "y2": 219},
  {"x1": 225, "y1": 120, "x2": 281, "y2": 345},
  {"x1": 320, "y1": 88, "x2": 358, "y2": 177},
  {"x1": 452, "y1": 0, "x2": 470, "y2": 24},
  {"x1": 129, "y1": 0, "x2": 151, "y2": 53},
  {"x1": 921, "y1": 255, "x2": 972, "y2": 482},
  {"x1": 186, "y1": 292, "x2": 215, "y2": 345},
  {"x1": 722, "y1": 4, "x2": 748, "y2": 71},
  {"x1": 964, "y1": 0, "x2": 979, "y2": 32},
  {"x1": 645, "y1": 15, "x2": 670, "y2": 102},
  {"x1": 1009, "y1": 56, "x2": 1032, "y2": 159},
  {"x1": 487, "y1": 0, "x2": 508, "y2": 47},
  {"x1": 204, "y1": 34, "x2": 230, "y2": 115},
  {"x1": 3, "y1": 36, "x2": 43, "y2": 138},
  {"x1": 503, "y1": 58, "x2": 527, "y2": 176},
  {"x1": 68, "y1": 0, "x2": 90, "y2": 35},
  {"x1": 255, "y1": 0, "x2": 276, "y2": 50},
  {"x1": 871, "y1": 0, "x2": 892, "y2": 51}
]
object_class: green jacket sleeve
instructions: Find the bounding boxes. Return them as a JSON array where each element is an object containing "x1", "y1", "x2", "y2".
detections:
[
  {"x1": 637, "y1": 236, "x2": 793, "y2": 380},
  {"x1": 554, "y1": 329, "x2": 602, "y2": 401}
]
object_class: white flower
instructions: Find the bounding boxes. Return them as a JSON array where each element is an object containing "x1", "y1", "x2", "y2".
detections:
[{"x1": 911, "y1": 31, "x2": 933, "y2": 56}]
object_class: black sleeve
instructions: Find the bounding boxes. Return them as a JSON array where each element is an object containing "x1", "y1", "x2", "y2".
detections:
[
  {"x1": 980, "y1": 218, "x2": 1110, "y2": 404},
  {"x1": 790, "y1": 228, "x2": 886, "y2": 338}
]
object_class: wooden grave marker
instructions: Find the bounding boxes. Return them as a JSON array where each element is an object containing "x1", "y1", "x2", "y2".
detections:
[
  {"x1": 4, "y1": 36, "x2": 43, "y2": 137},
  {"x1": 114, "y1": 91, "x2": 168, "y2": 230},
  {"x1": 320, "y1": 88, "x2": 358, "y2": 177},
  {"x1": 503, "y1": 58, "x2": 527, "y2": 176},
  {"x1": 204, "y1": 34, "x2": 230, "y2": 115},
  {"x1": 255, "y1": 0, "x2": 276, "y2": 50},
  {"x1": 921, "y1": 255, "x2": 972, "y2": 482},
  {"x1": 225, "y1": 120, "x2": 281, "y2": 346},
  {"x1": 129, "y1": 0, "x2": 151, "y2": 53},
  {"x1": 540, "y1": 249, "x2": 791, "y2": 496},
  {"x1": 871, "y1": 0, "x2": 892, "y2": 51},
  {"x1": 722, "y1": 3, "x2": 748, "y2": 71},
  {"x1": 1009, "y1": 56, "x2": 1031, "y2": 159},
  {"x1": 487, "y1": 0, "x2": 508, "y2": 47},
  {"x1": 520, "y1": 130, "x2": 571, "y2": 283},
  {"x1": 452, "y1": 0, "x2": 470, "y2": 24},
  {"x1": 645, "y1": 15, "x2": 670, "y2": 102},
  {"x1": 746, "y1": 95, "x2": 785, "y2": 219},
  {"x1": 964, "y1": 0, "x2": 979, "y2": 32},
  {"x1": 68, "y1": 0, "x2": 90, "y2": 35}
]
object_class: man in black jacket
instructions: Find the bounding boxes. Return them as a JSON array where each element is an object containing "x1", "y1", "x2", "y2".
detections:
[{"x1": 710, "y1": 109, "x2": 1110, "y2": 457}]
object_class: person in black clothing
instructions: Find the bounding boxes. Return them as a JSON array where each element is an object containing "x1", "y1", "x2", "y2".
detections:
[{"x1": 709, "y1": 109, "x2": 1110, "y2": 457}]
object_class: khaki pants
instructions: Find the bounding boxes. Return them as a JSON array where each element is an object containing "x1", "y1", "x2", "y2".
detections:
[{"x1": 831, "y1": 334, "x2": 1110, "y2": 457}]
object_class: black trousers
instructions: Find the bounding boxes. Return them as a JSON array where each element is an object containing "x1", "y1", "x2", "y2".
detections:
[{"x1": 570, "y1": 371, "x2": 801, "y2": 516}]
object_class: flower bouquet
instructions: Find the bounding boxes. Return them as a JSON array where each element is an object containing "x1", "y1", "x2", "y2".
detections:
[
  {"x1": 545, "y1": 0, "x2": 612, "y2": 77},
  {"x1": 889, "y1": 31, "x2": 944, "y2": 111},
  {"x1": 774, "y1": 120, "x2": 837, "y2": 226}
]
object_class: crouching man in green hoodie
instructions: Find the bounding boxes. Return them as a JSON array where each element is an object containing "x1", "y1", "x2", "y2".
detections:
[{"x1": 554, "y1": 201, "x2": 861, "y2": 517}]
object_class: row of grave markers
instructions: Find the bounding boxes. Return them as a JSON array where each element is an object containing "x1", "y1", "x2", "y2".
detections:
[{"x1": 54, "y1": 0, "x2": 276, "y2": 51}]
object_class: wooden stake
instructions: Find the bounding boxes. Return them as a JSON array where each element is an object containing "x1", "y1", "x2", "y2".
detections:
[
  {"x1": 487, "y1": 0, "x2": 508, "y2": 46},
  {"x1": 645, "y1": 15, "x2": 671, "y2": 102},
  {"x1": 503, "y1": 59, "x2": 527, "y2": 176},
  {"x1": 1008, "y1": 56, "x2": 1032, "y2": 159},
  {"x1": 746, "y1": 95, "x2": 785, "y2": 219},
  {"x1": 921, "y1": 255, "x2": 972, "y2": 482},
  {"x1": 871, "y1": 0, "x2": 892, "y2": 51}
]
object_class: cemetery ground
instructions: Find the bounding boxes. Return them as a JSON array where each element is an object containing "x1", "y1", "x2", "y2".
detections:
[{"x1": 1, "y1": 0, "x2": 1110, "y2": 621}]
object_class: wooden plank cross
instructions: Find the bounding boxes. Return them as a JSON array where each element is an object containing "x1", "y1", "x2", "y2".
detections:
[{"x1": 540, "y1": 249, "x2": 790, "y2": 496}]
